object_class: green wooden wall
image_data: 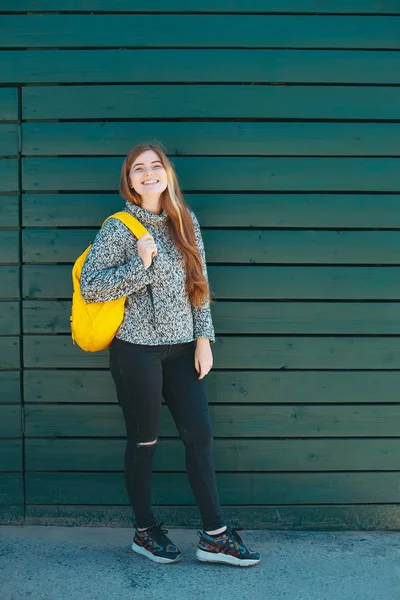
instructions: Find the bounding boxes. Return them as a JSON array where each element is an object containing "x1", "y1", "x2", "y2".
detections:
[{"x1": 1, "y1": 1, "x2": 400, "y2": 530}]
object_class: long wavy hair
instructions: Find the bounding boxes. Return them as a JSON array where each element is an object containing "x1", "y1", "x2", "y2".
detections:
[{"x1": 119, "y1": 142, "x2": 212, "y2": 308}]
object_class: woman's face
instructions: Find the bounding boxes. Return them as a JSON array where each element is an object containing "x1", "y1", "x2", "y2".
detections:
[{"x1": 129, "y1": 149, "x2": 168, "y2": 198}]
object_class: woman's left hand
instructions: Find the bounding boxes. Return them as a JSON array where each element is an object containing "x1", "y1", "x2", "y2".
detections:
[{"x1": 194, "y1": 338, "x2": 213, "y2": 380}]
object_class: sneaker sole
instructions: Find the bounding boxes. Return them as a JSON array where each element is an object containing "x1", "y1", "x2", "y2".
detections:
[
  {"x1": 132, "y1": 541, "x2": 183, "y2": 564},
  {"x1": 196, "y1": 548, "x2": 260, "y2": 567}
]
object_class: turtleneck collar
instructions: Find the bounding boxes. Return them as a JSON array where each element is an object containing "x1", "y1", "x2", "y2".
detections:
[{"x1": 124, "y1": 200, "x2": 168, "y2": 228}]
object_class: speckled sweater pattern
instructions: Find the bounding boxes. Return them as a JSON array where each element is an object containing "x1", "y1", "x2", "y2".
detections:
[{"x1": 80, "y1": 201, "x2": 215, "y2": 345}]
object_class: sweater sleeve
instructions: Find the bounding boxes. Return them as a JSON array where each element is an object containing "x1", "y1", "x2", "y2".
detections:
[
  {"x1": 80, "y1": 217, "x2": 151, "y2": 303},
  {"x1": 189, "y1": 211, "x2": 216, "y2": 343}
]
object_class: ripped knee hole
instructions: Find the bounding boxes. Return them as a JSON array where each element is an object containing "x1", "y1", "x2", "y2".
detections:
[{"x1": 137, "y1": 439, "x2": 157, "y2": 446}]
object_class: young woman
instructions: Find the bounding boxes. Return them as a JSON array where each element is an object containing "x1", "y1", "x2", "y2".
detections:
[{"x1": 80, "y1": 142, "x2": 260, "y2": 567}]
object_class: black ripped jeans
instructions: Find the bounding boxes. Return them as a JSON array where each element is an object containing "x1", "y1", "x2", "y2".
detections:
[{"x1": 109, "y1": 337, "x2": 226, "y2": 531}]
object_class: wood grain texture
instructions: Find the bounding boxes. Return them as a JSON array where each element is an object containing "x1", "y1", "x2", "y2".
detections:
[
  {"x1": 0, "y1": 406, "x2": 21, "y2": 437},
  {"x1": 3, "y1": 50, "x2": 400, "y2": 84},
  {"x1": 0, "y1": 440, "x2": 22, "y2": 471},
  {"x1": 4, "y1": 15, "x2": 400, "y2": 48},
  {"x1": 24, "y1": 403, "x2": 400, "y2": 438},
  {"x1": 0, "y1": 267, "x2": 19, "y2": 300},
  {"x1": 22, "y1": 157, "x2": 400, "y2": 192},
  {"x1": 0, "y1": 230, "x2": 19, "y2": 264},
  {"x1": 22, "y1": 122, "x2": 400, "y2": 156},
  {"x1": 22, "y1": 300, "x2": 400, "y2": 335},
  {"x1": 22, "y1": 85, "x2": 400, "y2": 120},
  {"x1": 23, "y1": 334, "x2": 400, "y2": 369},
  {"x1": 25, "y1": 471, "x2": 400, "y2": 505},
  {"x1": 2, "y1": 196, "x2": 19, "y2": 228},
  {"x1": 21, "y1": 193, "x2": 400, "y2": 229},
  {"x1": 22, "y1": 264, "x2": 400, "y2": 300},
  {"x1": 0, "y1": 302, "x2": 20, "y2": 335},
  {"x1": 24, "y1": 437, "x2": 400, "y2": 472},
  {"x1": 0, "y1": 159, "x2": 18, "y2": 193},
  {"x1": 0, "y1": 337, "x2": 20, "y2": 370},
  {"x1": 21, "y1": 228, "x2": 400, "y2": 265},
  {"x1": 0, "y1": 88, "x2": 18, "y2": 122},
  {"x1": 23, "y1": 369, "x2": 400, "y2": 405},
  {"x1": 0, "y1": 124, "x2": 19, "y2": 157},
  {"x1": 0, "y1": 371, "x2": 20, "y2": 404},
  {"x1": 5, "y1": 1, "x2": 400, "y2": 14}
]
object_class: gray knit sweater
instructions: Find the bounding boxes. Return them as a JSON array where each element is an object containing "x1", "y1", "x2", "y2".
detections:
[{"x1": 80, "y1": 201, "x2": 215, "y2": 345}]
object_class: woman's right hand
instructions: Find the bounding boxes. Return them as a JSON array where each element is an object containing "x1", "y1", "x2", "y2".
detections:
[{"x1": 137, "y1": 234, "x2": 158, "y2": 269}]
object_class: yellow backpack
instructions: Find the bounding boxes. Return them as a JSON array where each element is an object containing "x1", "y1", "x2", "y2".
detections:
[{"x1": 70, "y1": 211, "x2": 150, "y2": 352}]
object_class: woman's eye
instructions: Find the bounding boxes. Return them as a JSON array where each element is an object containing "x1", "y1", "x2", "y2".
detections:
[{"x1": 133, "y1": 164, "x2": 163, "y2": 173}]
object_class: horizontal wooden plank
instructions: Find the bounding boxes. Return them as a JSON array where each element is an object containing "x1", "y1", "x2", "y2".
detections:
[
  {"x1": 213, "y1": 336, "x2": 400, "y2": 370},
  {"x1": 25, "y1": 472, "x2": 400, "y2": 505},
  {"x1": 22, "y1": 300, "x2": 400, "y2": 335},
  {"x1": 23, "y1": 266, "x2": 70, "y2": 298},
  {"x1": 210, "y1": 266, "x2": 400, "y2": 300},
  {"x1": 0, "y1": 267, "x2": 19, "y2": 299},
  {"x1": 24, "y1": 438, "x2": 400, "y2": 472},
  {"x1": 22, "y1": 122, "x2": 400, "y2": 157},
  {"x1": 23, "y1": 334, "x2": 400, "y2": 369},
  {"x1": 0, "y1": 302, "x2": 19, "y2": 335},
  {"x1": 0, "y1": 230, "x2": 19, "y2": 264},
  {"x1": 211, "y1": 301, "x2": 400, "y2": 334},
  {"x1": 22, "y1": 264, "x2": 400, "y2": 300},
  {"x1": 3, "y1": 50, "x2": 400, "y2": 84},
  {"x1": 23, "y1": 504, "x2": 400, "y2": 530},
  {"x1": 2, "y1": 195, "x2": 19, "y2": 227},
  {"x1": 0, "y1": 337, "x2": 20, "y2": 369},
  {"x1": 4, "y1": 15, "x2": 400, "y2": 49},
  {"x1": 23, "y1": 369, "x2": 400, "y2": 405},
  {"x1": 0, "y1": 440, "x2": 22, "y2": 471},
  {"x1": 0, "y1": 159, "x2": 18, "y2": 193},
  {"x1": 22, "y1": 228, "x2": 400, "y2": 265},
  {"x1": 0, "y1": 124, "x2": 18, "y2": 156},
  {"x1": 5, "y1": 1, "x2": 400, "y2": 14},
  {"x1": 23, "y1": 157, "x2": 400, "y2": 192},
  {"x1": 0, "y1": 88, "x2": 18, "y2": 122},
  {"x1": 0, "y1": 371, "x2": 20, "y2": 404},
  {"x1": 0, "y1": 473, "x2": 23, "y2": 505},
  {"x1": 0, "y1": 406, "x2": 21, "y2": 437},
  {"x1": 24, "y1": 301, "x2": 71, "y2": 333},
  {"x1": 22, "y1": 193, "x2": 400, "y2": 229},
  {"x1": 23, "y1": 85, "x2": 400, "y2": 121},
  {"x1": 24, "y1": 404, "x2": 400, "y2": 438},
  {"x1": 22, "y1": 335, "x2": 107, "y2": 369}
]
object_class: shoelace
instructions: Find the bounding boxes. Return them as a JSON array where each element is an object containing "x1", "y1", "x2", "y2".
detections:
[
  {"x1": 229, "y1": 527, "x2": 245, "y2": 545},
  {"x1": 136, "y1": 522, "x2": 169, "y2": 539},
  {"x1": 198, "y1": 526, "x2": 244, "y2": 543}
]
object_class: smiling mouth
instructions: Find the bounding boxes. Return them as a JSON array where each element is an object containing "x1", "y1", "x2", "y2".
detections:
[{"x1": 142, "y1": 180, "x2": 159, "y2": 185}]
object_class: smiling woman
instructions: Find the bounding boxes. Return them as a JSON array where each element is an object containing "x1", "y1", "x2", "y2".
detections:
[
  {"x1": 79, "y1": 141, "x2": 261, "y2": 567},
  {"x1": 118, "y1": 143, "x2": 212, "y2": 310}
]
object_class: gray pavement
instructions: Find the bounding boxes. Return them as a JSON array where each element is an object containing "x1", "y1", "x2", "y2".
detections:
[{"x1": 1, "y1": 525, "x2": 400, "y2": 600}]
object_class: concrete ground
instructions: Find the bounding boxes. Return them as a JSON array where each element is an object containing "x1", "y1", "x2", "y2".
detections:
[{"x1": 0, "y1": 526, "x2": 400, "y2": 600}]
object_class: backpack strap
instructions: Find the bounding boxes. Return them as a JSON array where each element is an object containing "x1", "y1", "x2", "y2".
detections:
[
  {"x1": 102, "y1": 210, "x2": 149, "y2": 239},
  {"x1": 102, "y1": 211, "x2": 155, "y2": 315}
]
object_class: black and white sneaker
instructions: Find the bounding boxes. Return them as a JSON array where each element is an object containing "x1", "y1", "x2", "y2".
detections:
[
  {"x1": 131, "y1": 522, "x2": 183, "y2": 564},
  {"x1": 196, "y1": 527, "x2": 261, "y2": 567}
]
